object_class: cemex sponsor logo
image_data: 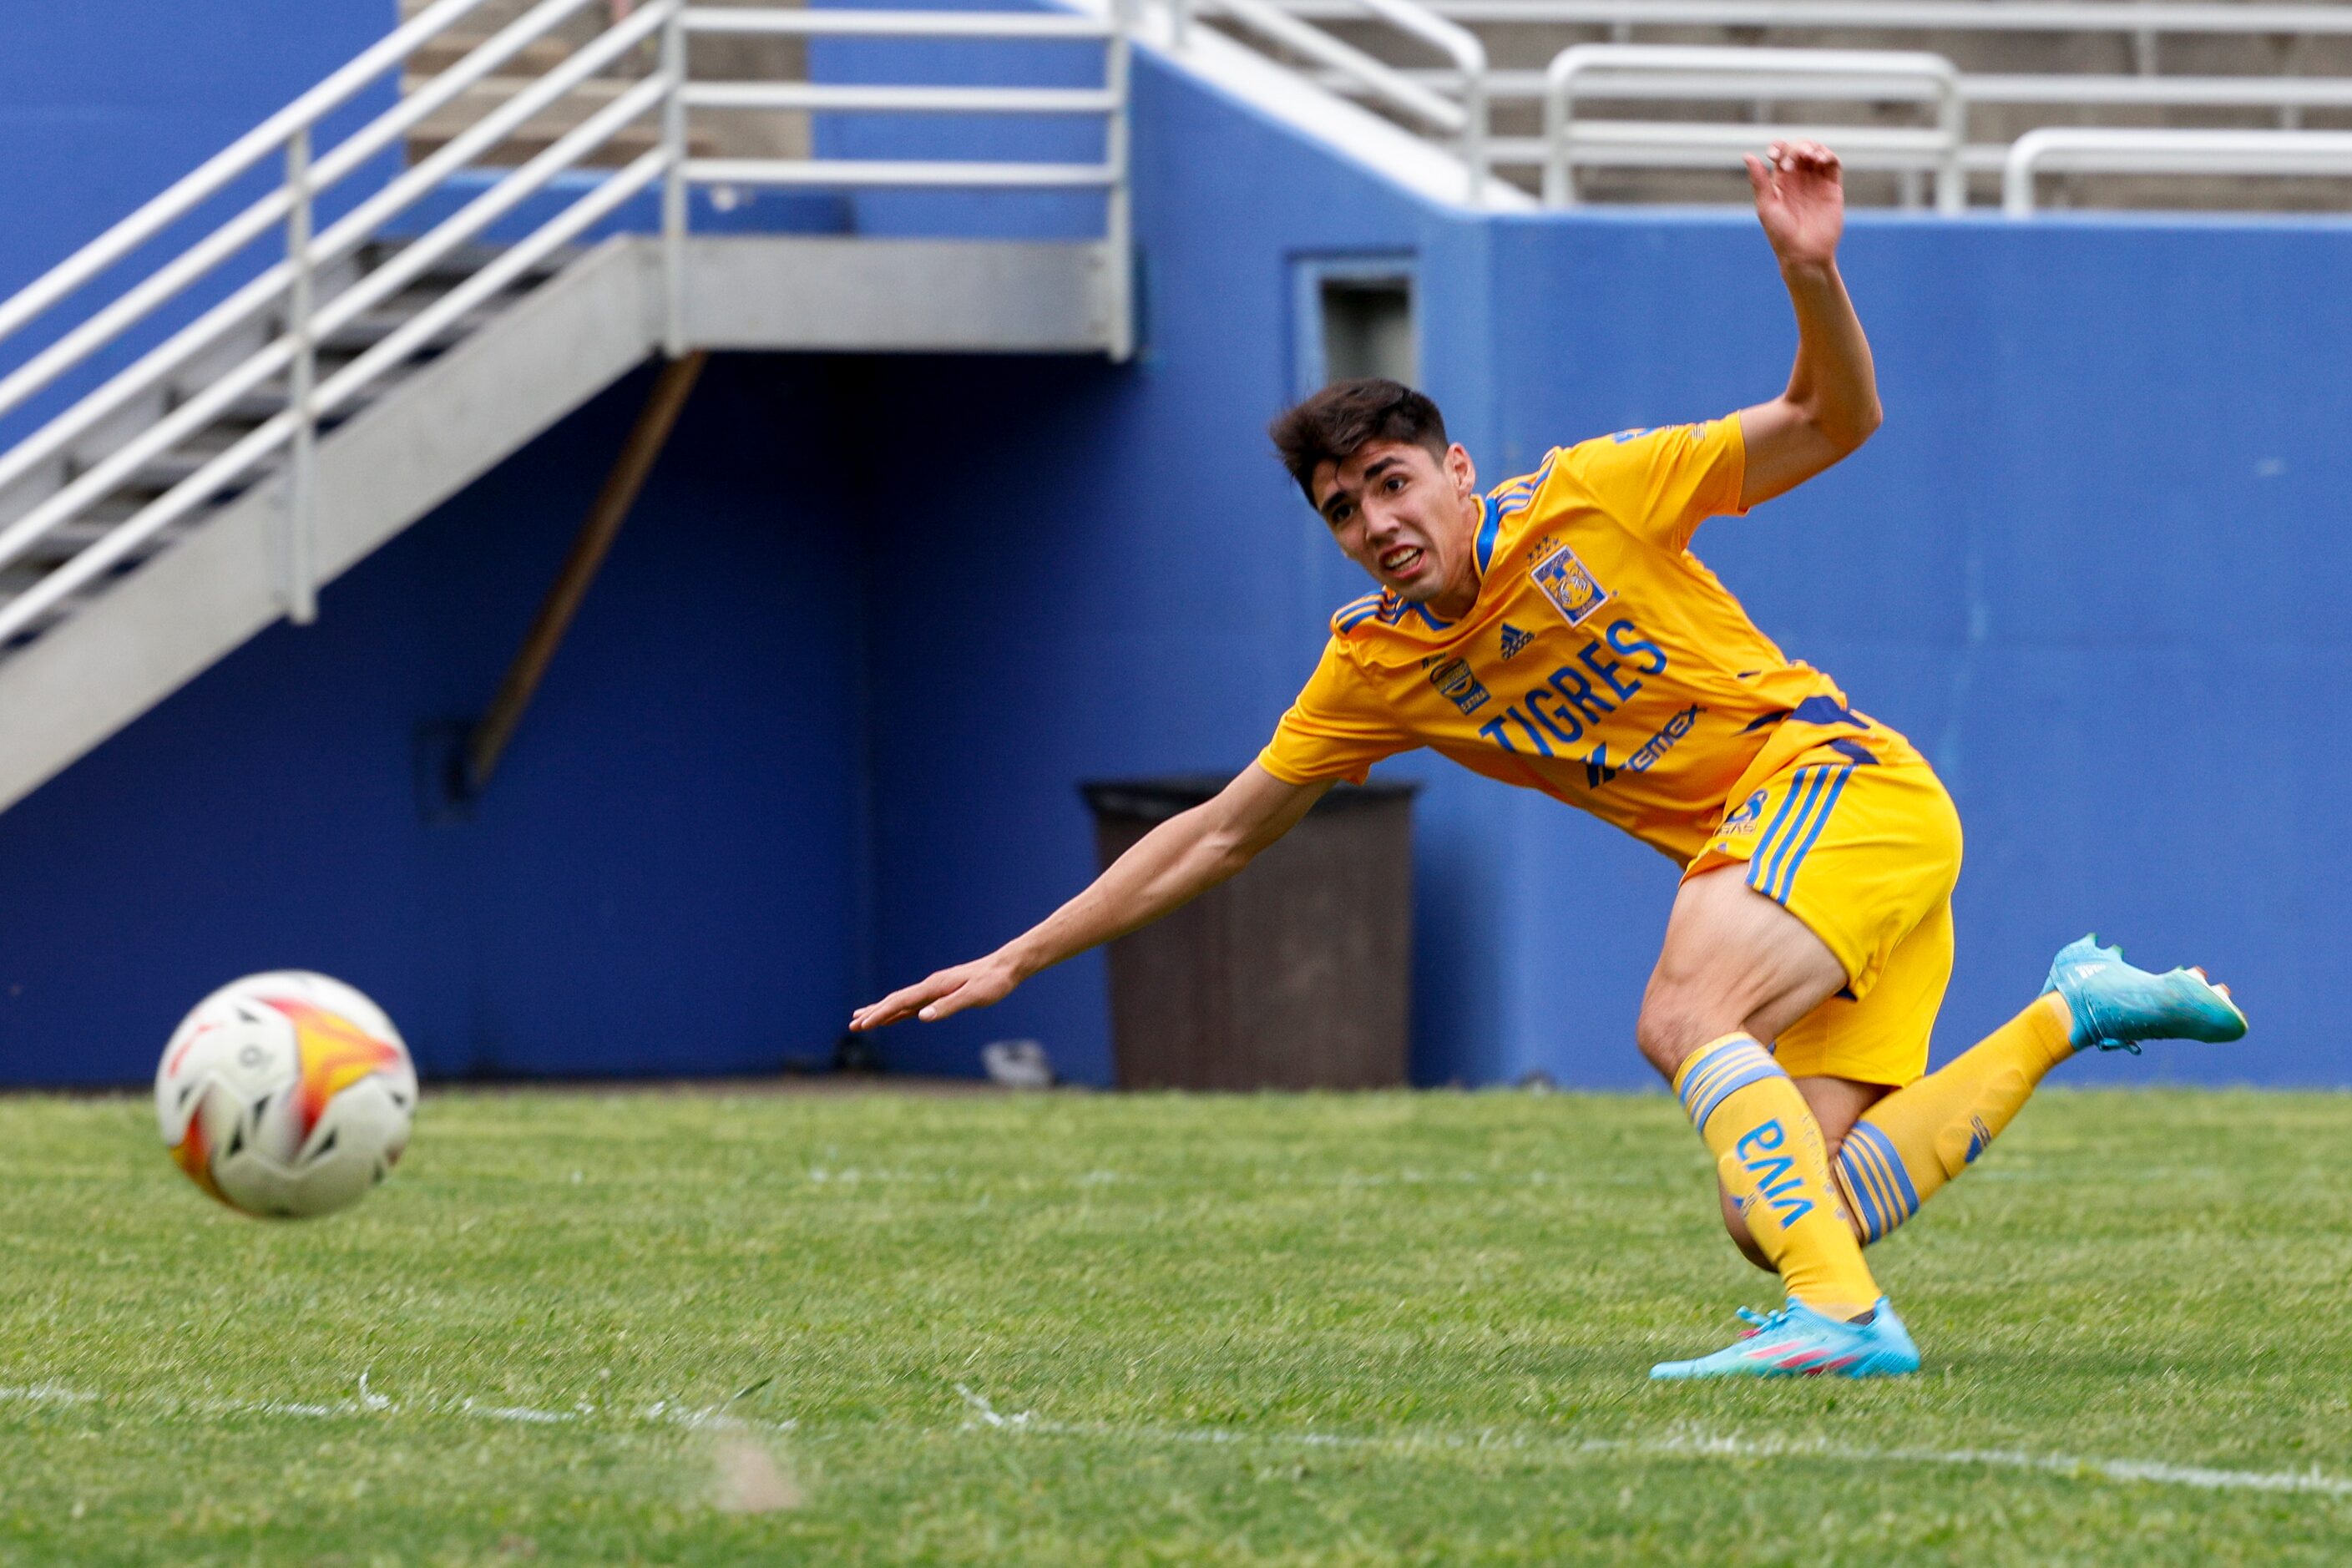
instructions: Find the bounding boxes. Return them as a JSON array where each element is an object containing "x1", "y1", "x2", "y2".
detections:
[
  {"x1": 1582, "y1": 705, "x2": 1705, "y2": 790},
  {"x1": 1497, "y1": 623, "x2": 1535, "y2": 661},
  {"x1": 1420, "y1": 655, "x2": 1491, "y2": 716},
  {"x1": 1629, "y1": 704, "x2": 1704, "y2": 771}
]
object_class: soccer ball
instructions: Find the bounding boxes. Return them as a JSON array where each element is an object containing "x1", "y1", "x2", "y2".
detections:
[{"x1": 154, "y1": 971, "x2": 418, "y2": 1218}]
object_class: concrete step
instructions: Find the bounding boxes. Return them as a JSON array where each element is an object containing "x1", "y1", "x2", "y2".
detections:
[
  {"x1": 403, "y1": 33, "x2": 607, "y2": 80},
  {"x1": 8, "y1": 506, "x2": 195, "y2": 570}
]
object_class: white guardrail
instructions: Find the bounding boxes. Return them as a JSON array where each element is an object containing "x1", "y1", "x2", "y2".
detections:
[
  {"x1": 1246, "y1": 0, "x2": 2352, "y2": 207},
  {"x1": 1181, "y1": 0, "x2": 1490, "y2": 200},
  {"x1": 0, "y1": 0, "x2": 1131, "y2": 643},
  {"x1": 2004, "y1": 126, "x2": 2352, "y2": 211},
  {"x1": 1542, "y1": 46, "x2": 1963, "y2": 210},
  {"x1": 1271, "y1": 0, "x2": 2352, "y2": 75}
]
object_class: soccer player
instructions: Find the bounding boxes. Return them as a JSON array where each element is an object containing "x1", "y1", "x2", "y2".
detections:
[{"x1": 850, "y1": 141, "x2": 2247, "y2": 1378}]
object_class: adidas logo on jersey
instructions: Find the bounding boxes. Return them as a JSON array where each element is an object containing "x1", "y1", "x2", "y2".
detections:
[{"x1": 1497, "y1": 623, "x2": 1535, "y2": 661}]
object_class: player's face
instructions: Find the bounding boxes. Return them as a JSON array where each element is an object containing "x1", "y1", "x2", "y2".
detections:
[{"x1": 1313, "y1": 440, "x2": 1482, "y2": 609}]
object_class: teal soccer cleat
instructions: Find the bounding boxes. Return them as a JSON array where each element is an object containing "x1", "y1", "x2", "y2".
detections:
[
  {"x1": 2042, "y1": 935, "x2": 2248, "y2": 1055},
  {"x1": 1649, "y1": 1297, "x2": 1920, "y2": 1381}
]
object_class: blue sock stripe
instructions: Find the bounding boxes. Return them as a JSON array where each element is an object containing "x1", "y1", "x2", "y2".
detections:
[
  {"x1": 1772, "y1": 765, "x2": 1854, "y2": 903},
  {"x1": 1689, "y1": 1060, "x2": 1784, "y2": 1130},
  {"x1": 1674, "y1": 1054, "x2": 1743, "y2": 1120},
  {"x1": 1835, "y1": 1145, "x2": 1888, "y2": 1241},
  {"x1": 1674, "y1": 1041, "x2": 1772, "y2": 1119},
  {"x1": 1843, "y1": 1125, "x2": 1914, "y2": 1240},
  {"x1": 1844, "y1": 1128, "x2": 1900, "y2": 1222},
  {"x1": 1744, "y1": 771, "x2": 1813, "y2": 893},
  {"x1": 1674, "y1": 1041, "x2": 1764, "y2": 1113},
  {"x1": 1849, "y1": 1141, "x2": 1903, "y2": 1240},
  {"x1": 1754, "y1": 768, "x2": 1830, "y2": 902},
  {"x1": 1682, "y1": 1047, "x2": 1784, "y2": 1129},
  {"x1": 1849, "y1": 1123, "x2": 1921, "y2": 1217}
]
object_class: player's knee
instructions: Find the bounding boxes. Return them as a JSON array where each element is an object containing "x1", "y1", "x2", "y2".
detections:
[{"x1": 1634, "y1": 990, "x2": 1716, "y2": 1078}]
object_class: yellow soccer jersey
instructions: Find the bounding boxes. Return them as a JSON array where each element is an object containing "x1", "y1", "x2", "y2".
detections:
[{"x1": 1259, "y1": 417, "x2": 1908, "y2": 866}]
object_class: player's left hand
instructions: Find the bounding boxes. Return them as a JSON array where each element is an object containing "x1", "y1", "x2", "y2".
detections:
[
  {"x1": 849, "y1": 951, "x2": 1023, "y2": 1031},
  {"x1": 1747, "y1": 139, "x2": 1844, "y2": 271}
]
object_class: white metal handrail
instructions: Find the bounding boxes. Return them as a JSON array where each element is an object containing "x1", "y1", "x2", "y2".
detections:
[
  {"x1": 1269, "y1": 0, "x2": 2352, "y2": 40},
  {"x1": 685, "y1": 8, "x2": 1116, "y2": 37},
  {"x1": 669, "y1": 2, "x2": 1134, "y2": 354},
  {"x1": 673, "y1": 3, "x2": 1124, "y2": 175},
  {"x1": 0, "y1": 15, "x2": 677, "y2": 641},
  {"x1": 0, "y1": 0, "x2": 495, "y2": 349},
  {"x1": 0, "y1": 0, "x2": 649, "y2": 507},
  {"x1": 0, "y1": 0, "x2": 670, "y2": 604},
  {"x1": 1273, "y1": 0, "x2": 2352, "y2": 119},
  {"x1": 1181, "y1": 0, "x2": 1490, "y2": 203},
  {"x1": 1210, "y1": 0, "x2": 1468, "y2": 134},
  {"x1": 2003, "y1": 126, "x2": 2352, "y2": 212},
  {"x1": 0, "y1": 0, "x2": 609, "y2": 440},
  {"x1": 1544, "y1": 45, "x2": 1962, "y2": 210},
  {"x1": 1363, "y1": 66, "x2": 2352, "y2": 112},
  {"x1": 1358, "y1": 0, "x2": 1490, "y2": 199},
  {"x1": 0, "y1": 0, "x2": 1137, "y2": 645}
]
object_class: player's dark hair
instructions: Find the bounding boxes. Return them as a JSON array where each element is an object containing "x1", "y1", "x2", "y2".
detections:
[{"x1": 1268, "y1": 379, "x2": 1449, "y2": 504}]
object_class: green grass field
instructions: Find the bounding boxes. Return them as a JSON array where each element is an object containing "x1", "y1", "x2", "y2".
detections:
[{"x1": 3, "y1": 1085, "x2": 2349, "y2": 1565}]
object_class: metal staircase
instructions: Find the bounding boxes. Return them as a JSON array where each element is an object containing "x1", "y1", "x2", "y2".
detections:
[{"x1": 0, "y1": 0, "x2": 1143, "y2": 815}]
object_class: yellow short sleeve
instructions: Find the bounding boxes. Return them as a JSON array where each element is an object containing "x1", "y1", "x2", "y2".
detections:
[
  {"x1": 1258, "y1": 637, "x2": 1415, "y2": 785},
  {"x1": 1564, "y1": 417, "x2": 1748, "y2": 554}
]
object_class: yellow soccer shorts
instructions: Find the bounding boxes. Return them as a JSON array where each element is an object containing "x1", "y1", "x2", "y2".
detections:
[{"x1": 1687, "y1": 739, "x2": 1965, "y2": 1087}]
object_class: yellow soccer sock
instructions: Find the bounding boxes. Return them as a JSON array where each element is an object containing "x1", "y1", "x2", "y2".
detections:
[
  {"x1": 1835, "y1": 994, "x2": 2074, "y2": 1244},
  {"x1": 1674, "y1": 1033, "x2": 1882, "y2": 1318}
]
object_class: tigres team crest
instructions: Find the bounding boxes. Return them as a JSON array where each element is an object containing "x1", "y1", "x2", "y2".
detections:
[{"x1": 1529, "y1": 540, "x2": 1610, "y2": 627}]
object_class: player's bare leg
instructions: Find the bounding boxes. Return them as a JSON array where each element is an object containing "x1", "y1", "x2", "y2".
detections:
[
  {"x1": 1640, "y1": 865, "x2": 1921, "y2": 1378},
  {"x1": 1635, "y1": 864, "x2": 1846, "y2": 1077}
]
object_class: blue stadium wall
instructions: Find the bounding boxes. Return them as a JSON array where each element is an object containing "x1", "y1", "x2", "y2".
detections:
[{"x1": 0, "y1": 7, "x2": 2344, "y2": 1087}]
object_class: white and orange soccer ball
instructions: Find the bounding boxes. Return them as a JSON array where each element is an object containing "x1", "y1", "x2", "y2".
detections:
[{"x1": 154, "y1": 971, "x2": 417, "y2": 1218}]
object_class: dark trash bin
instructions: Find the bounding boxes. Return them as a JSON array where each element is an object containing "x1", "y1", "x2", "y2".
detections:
[{"x1": 1080, "y1": 775, "x2": 1414, "y2": 1090}]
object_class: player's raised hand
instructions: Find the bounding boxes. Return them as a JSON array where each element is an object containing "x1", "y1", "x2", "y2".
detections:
[
  {"x1": 849, "y1": 953, "x2": 1021, "y2": 1031},
  {"x1": 1746, "y1": 139, "x2": 1844, "y2": 271}
]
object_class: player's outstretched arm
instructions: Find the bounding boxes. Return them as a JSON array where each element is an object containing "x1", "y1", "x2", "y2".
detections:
[
  {"x1": 847, "y1": 763, "x2": 1333, "y2": 1031},
  {"x1": 1735, "y1": 139, "x2": 1883, "y2": 510}
]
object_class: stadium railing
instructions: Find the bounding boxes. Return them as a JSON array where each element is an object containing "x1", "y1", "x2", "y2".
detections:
[
  {"x1": 0, "y1": 0, "x2": 1131, "y2": 649},
  {"x1": 1269, "y1": 0, "x2": 2352, "y2": 73},
  {"x1": 1540, "y1": 45, "x2": 1965, "y2": 210},
  {"x1": 672, "y1": 3, "x2": 1132, "y2": 350},
  {"x1": 1179, "y1": 0, "x2": 1491, "y2": 202},
  {"x1": 1265, "y1": 0, "x2": 2352, "y2": 205},
  {"x1": 2003, "y1": 124, "x2": 2352, "y2": 210}
]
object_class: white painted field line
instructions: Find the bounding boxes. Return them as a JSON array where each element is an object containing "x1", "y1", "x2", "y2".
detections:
[
  {"x1": 954, "y1": 1388, "x2": 2352, "y2": 1500},
  {"x1": 16, "y1": 1375, "x2": 2349, "y2": 1502},
  {"x1": 0, "y1": 1383, "x2": 99, "y2": 1408},
  {"x1": 0, "y1": 1377, "x2": 792, "y2": 1436}
]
